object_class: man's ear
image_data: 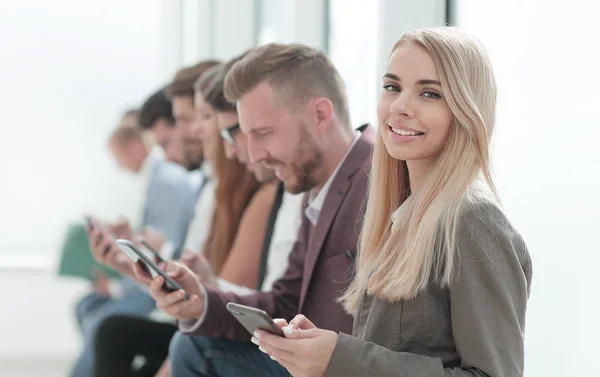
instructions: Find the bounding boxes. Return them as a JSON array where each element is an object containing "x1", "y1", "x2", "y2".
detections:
[{"x1": 312, "y1": 98, "x2": 334, "y2": 135}]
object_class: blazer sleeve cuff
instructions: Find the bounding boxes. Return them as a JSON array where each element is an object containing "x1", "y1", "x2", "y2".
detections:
[
  {"x1": 178, "y1": 285, "x2": 209, "y2": 334},
  {"x1": 325, "y1": 332, "x2": 363, "y2": 377}
]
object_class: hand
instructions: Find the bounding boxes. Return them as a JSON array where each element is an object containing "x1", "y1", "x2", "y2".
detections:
[
  {"x1": 139, "y1": 226, "x2": 165, "y2": 252},
  {"x1": 148, "y1": 262, "x2": 205, "y2": 320},
  {"x1": 92, "y1": 268, "x2": 111, "y2": 297},
  {"x1": 86, "y1": 225, "x2": 135, "y2": 276},
  {"x1": 131, "y1": 258, "x2": 162, "y2": 286},
  {"x1": 87, "y1": 226, "x2": 119, "y2": 267},
  {"x1": 180, "y1": 250, "x2": 217, "y2": 286},
  {"x1": 273, "y1": 314, "x2": 318, "y2": 331},
  {"x1": 108, "y1": 217, "x2": 133, "y2": 239},
  {"x1": 253, "y1": 315, "x2": 338, "y2": 377}
]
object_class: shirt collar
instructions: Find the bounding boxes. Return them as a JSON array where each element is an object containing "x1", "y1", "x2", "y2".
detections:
[{"x1": 304, "y1": 131, "x2": 362, "y2": 225}]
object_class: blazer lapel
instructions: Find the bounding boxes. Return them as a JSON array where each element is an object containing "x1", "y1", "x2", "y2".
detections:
[
  {"x1": 299, "y1": 125, "x2": 375, "y2": 309},
  {"x1": 302, "y1": 177, "x2": 351, "y2": 286}
]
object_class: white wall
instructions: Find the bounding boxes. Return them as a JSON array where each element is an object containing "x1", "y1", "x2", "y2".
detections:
[
  {"x1": 0, "y1": 0, "x2": 170, "y2": 364},
  {"x1": 0, "y1": 0, "x2": 166, "y2": 258},
  {"x1": 258, "y1": 0, "x2": 326, "y2": 48},
  {"x1": 212, "y1": 0, "x2": 257, "y2": 60},
  {"x1": 452, "y1": 1, "x2": 600, "y2": 376}
]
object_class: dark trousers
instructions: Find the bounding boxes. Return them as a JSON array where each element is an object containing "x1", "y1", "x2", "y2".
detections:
[{"x1": 94, "y1": 315, "x2": 177, "y2": 377}]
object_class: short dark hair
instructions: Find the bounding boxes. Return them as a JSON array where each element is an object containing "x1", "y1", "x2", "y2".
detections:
[
  {"x1": 201, "y1": 51, "x2": 250, "y2": 112},
  {"x1": 138, "y1": 87, "x2": 174, "y2": 130},
  {"x1": 165, "y1": 60, "x2": 221, "y2": 99}
]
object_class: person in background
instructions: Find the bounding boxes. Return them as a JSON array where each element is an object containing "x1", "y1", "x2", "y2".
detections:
[
  {"x1": 138, "y1": 87, "x2": 185, "y2": 165},
  {"x1": 166, "y1": 60, "x2": 220, "y2": 173},
  {"x1": 139, "y1": 60, "x2": 222, "y2": 259},
  {"x1": 92, "y1": 63, "x2": 278, "y2": 377},
  {"x1": 204, "y1": 52, "x2": 304, "y2": 296},
  {"x1": 71, "y1": 119, "x2": 198, "y2": 377},
  {"x1": 148, "y1": 43, "x2": 375, "y2": 377},
  {"x1": 255, "y1": 27, "x2": 533, "y2": 377}
]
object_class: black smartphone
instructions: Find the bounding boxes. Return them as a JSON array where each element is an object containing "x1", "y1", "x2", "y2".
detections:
[
  {"x1": 226, "y1": 303, "x2": 284, "y2": 337},
  {"x1": 115, "y1": 239, "x2": 190, "y2": 300},
  {"x1": 140, "y1": 239, "x2": 167, "y2": 264}
]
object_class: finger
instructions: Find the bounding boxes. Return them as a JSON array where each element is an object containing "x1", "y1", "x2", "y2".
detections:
[
  {"x1": 260, "y1": 342, "x2": 298, "y2": 367},
  {"x1": 255, "y1": 330, "x2": 297, "y2": 352},
  {"x1": 281, "y1": 327, "x2": 322, "y2": 340},
  {"x1": 272, "y1": 318, "x2": 289, "y2": 330},
  {"x1": 102, "y1": 247, "x2": 119, "y2": 265},
  {"x1": 132, "y1": 262, "x2": 153, "y2": 284},
  {"x1": 180, "y1": 259, "x2": 192, "y2": 268},
  {"x1": 166, "y1": 262, "x2": 183, "y2": 278},
  {"x1": 96, "y1": 230, "x2": 112, "y2": 251},
  {"x1": 289, "y1": 314, "x2": 317, "y2": 330},
  {"x1": 149, "y1": 276, "x2": 166, "y2": 298},
  {"x1": 251, "y1": 335, "x2": 294, "y2": 364},
  {"x1": 90, "y1": 229, "x2": 103, "y2": 248},
  {"x1": 163, "y1": 290, "x2": 188, "y2": 306},
  {"x1": 102, "y1": 244, "x2": 112, "y2": 257},
  {"x1": 161, "y1": 294, "x2": 196, "y2": 316}
]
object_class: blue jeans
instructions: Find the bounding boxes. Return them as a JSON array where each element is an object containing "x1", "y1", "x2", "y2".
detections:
[
  {"x1": 170, "y1": 332, "x2": 290, "y2": 377},
  {"x1": 70, "y1": 290, "x2": 156, "y2": 377},
  {"x1": 75, "y1": 293, "x2": 110, "y2": 334}
]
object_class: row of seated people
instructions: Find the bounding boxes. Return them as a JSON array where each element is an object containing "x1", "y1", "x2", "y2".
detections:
[{"x1": 74, "y1": 26, "x2": 532, "y2": 377}]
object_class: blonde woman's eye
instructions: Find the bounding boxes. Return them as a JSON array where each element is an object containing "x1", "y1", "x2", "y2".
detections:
[
  {"x1": 382, "y1": 84, "x2": 400, "y2": 92},
  {"x1": 423, "y1": 91, "x2": 441, "y2": 99}
]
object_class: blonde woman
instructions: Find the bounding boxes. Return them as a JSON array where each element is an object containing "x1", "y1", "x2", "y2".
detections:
[{"x1": 254, "y1": 26, "x2": 533, "y2": 377}]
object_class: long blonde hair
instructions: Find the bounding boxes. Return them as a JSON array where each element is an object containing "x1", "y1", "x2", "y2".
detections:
[{"x1": 342, "y1": 27, "x2": 499, "y2": 313}]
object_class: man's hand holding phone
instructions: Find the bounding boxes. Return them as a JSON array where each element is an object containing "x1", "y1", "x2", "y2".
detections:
[
  {"x1": 85, "y1": 216, "x2": 135, "y2": 276},
  {"x1": 146, "y1": 262, "x2": 206, "y2": 320}
]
